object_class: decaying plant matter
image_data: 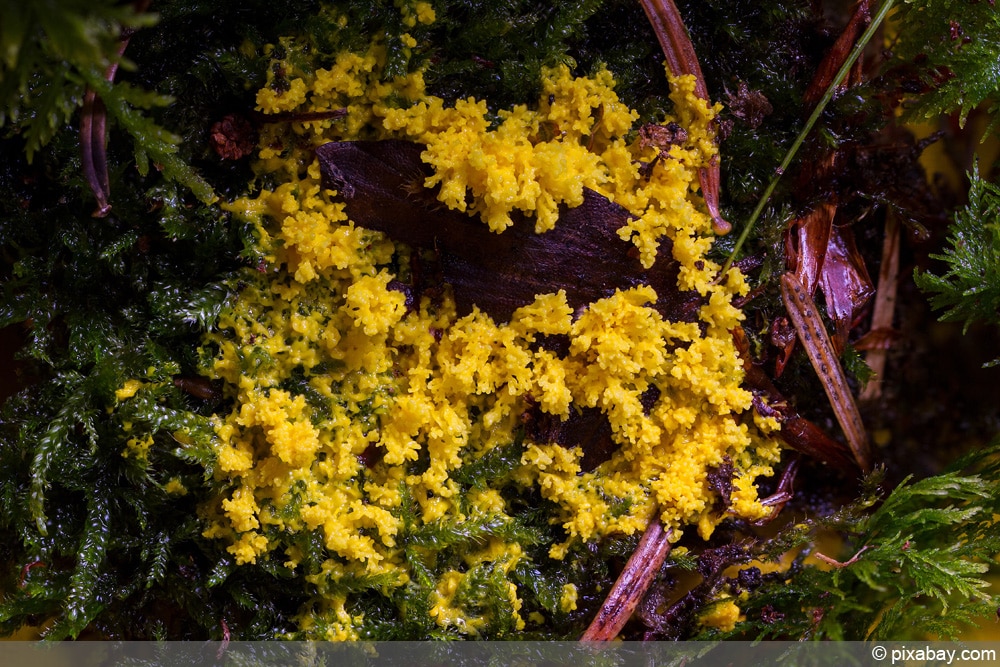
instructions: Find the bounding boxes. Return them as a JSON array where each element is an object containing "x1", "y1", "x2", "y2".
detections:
[{"x1": 1, "y1": 0, "x2": 999, "y2": 642}]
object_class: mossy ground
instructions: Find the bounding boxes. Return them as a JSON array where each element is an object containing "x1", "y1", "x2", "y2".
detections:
[{"x1": 1, "y1": 0, "x2": 998, "y2": 641}]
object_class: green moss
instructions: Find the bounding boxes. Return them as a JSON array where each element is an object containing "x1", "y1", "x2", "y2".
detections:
[{"x1": 2, "y1": 0, "x2": 1000, "y2": 642}]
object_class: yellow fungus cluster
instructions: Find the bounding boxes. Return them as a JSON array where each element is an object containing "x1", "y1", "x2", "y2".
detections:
[{"x1": 200, "y1": 11, "x2": 782, "y2": 639}]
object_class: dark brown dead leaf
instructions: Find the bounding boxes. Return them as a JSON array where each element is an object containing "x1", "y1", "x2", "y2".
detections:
[
  {"x1": 316, "y1": 139, "x2": 701, "y2": 324},
  {"x1": 524, "y1": 404, "x2": 615, "y2": 472}
]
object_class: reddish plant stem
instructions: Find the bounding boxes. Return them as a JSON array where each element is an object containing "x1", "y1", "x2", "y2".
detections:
[
  {"x1": 859, "y1": 213, "x2": 901, "y2": 403},
  {"x1": 79, "y1": 1, "x2": 148, "y2": 217},
  {"x1": 581, "y1": 520, "x2": 672, "y2": 641},
  {"x1": 813, "y1": 545, "x2": 871, "y2": 569},
  {"x1": 81, "y1": 85, "x2": 113, "y2": 217},
  {"x1": 253, "y1": 108, "x2": 348, "y2": 124},
  {"x1": 754, "y1": 456, "x2": 800, "y2": 525},
  {"x1": 637, "y1": 0, "x2": 708, "y2": 100},
  {"x1": 780, "y1": 272, "x2": 872, "y2": 471},
  {"x1": 802, "y1": 0, "x2": 874, "y2": 107},
  {"x1": 18, "y1": 560, "x2": 46, "y2": 588},
  {"x1": 637, "y1": 0, "x2": 730, "y2": 235}
]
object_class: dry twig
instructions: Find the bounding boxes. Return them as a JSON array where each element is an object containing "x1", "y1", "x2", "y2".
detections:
[
  {"x1": 637, "y1": 0, "x2": 730, "y2": 235},
  {"x1": 580, "y1": 520, "x2": 673, "y2": 641},
  {"x1": 812, "y1": 545, "x2": 871, "y2": 569},
  {"x1": 79, "y1": 1, "x2": 150, "y2": 217},
  {"x1": 859, "y1": 214, "x2": 901, "y2": 402},
  {"x1": 780, "y1": 272, "x2": 872, "y2": 471}
]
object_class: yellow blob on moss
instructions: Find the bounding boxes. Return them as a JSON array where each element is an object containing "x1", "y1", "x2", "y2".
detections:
[
  {"x1": 164, "y1": 477, "x2": 188, "y2": 495},
  {"x1": 560, "y1": 584, "x2": 579, "y2": 613},
  {"x1": 122, "y1": 433, "x2": 154, "y2": 463},
  {"x1": 201, "y1": 18, "x2": 782, "y2": 639},
  {"x1": 115, "y1": 379, "x2": 144, "y2": 401},
  {"x1": 699, "y1": 598, "x2": 744, "y2": 633}
]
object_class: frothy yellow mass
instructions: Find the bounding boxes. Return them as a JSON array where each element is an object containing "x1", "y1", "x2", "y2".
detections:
[{"x1": 201, "y1": 20, "x2": 781, "y2": 639}]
